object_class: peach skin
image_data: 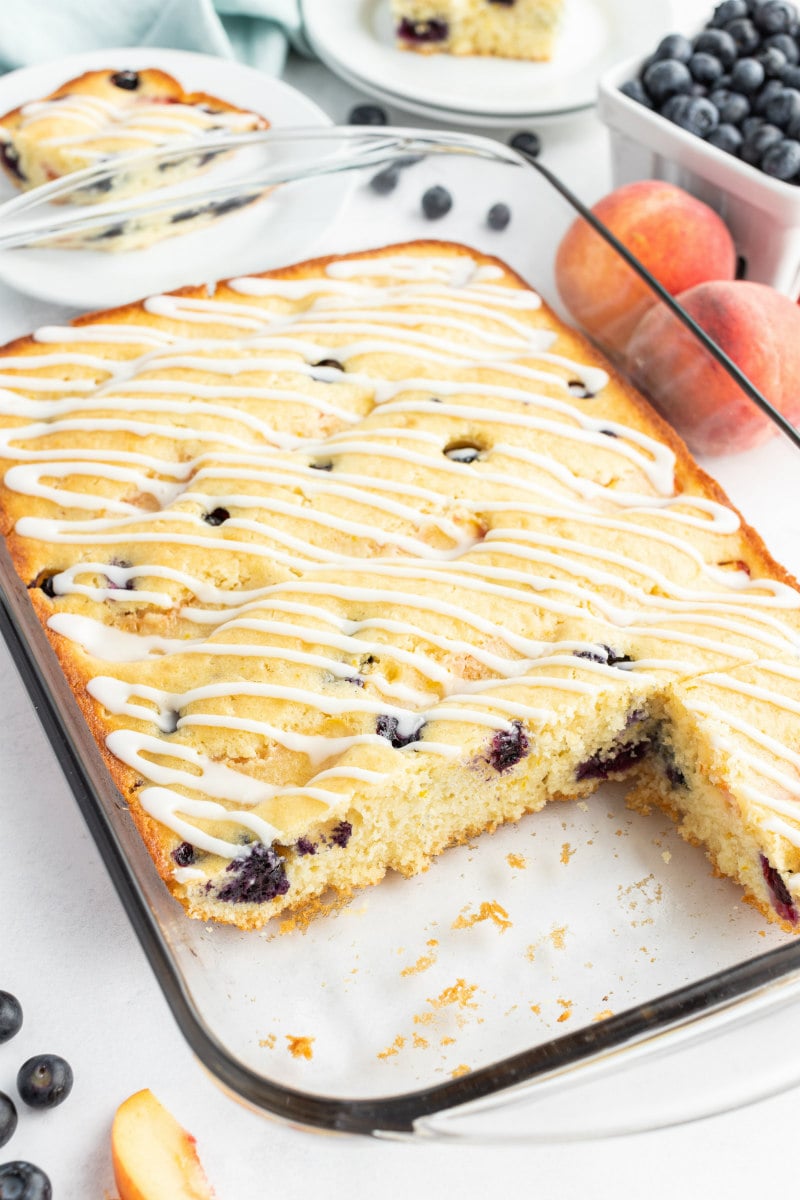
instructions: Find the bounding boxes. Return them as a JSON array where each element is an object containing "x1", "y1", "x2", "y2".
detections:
[
  {"x1": 554, "y1": 180, "x2": 737, "y2": 361},
  {"x1": 626, "y1": 279, "x2": 800, "y2": 456}
]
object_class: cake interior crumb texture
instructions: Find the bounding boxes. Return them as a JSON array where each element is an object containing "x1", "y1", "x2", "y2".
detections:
[
  {"x1": 392, "y1": 0, "x2": 564, "y2": 59},
  {"x1": 1, "y1": 240, "x2": 800, "y2": 933}
]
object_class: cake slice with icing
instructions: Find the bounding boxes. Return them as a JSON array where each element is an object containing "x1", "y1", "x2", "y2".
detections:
[{"x1": 392, "y1": 0, "x2": 564, "y2": 60}]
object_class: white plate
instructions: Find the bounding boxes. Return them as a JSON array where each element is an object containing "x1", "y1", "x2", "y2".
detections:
[
  {"x1": 0, "y1": 48, "x2": 344, "y2": 309},
  {"x1": 303, "y1": 0, "x2": 674, "y2": 126}
]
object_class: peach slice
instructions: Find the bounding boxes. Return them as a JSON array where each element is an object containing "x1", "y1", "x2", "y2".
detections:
[
  {"x1": 555, "y1": 180, "x2": 737, "y2": 361},
  {"x1": 111, "y1": 1088, "x2": 215, "y2": 1200}
]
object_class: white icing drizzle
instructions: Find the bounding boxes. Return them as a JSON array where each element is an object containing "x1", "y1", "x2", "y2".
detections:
[{"x1": 0, "y1": 248, "x2": 796, "y2": 865}]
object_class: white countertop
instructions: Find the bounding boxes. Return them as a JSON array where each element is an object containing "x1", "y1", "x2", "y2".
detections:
[{"x1": 3, "y1": 2, "x2": 795, "y2": 1195}]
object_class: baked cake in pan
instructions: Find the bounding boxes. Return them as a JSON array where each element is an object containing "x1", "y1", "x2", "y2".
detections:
[
  {"x1": 1, "y1": 240, "x2": 799, "y2": 931},
  {"x1": 393, "y1": 0, "x2": 564, "y2": 59},
  {"x1": 0, "y1": 68, "x2": 268, "y2": 251}
]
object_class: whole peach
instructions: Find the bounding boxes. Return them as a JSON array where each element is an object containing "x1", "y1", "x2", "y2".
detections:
[
  {"x1": 554, "y1": 180, "x2": 737, "y2": 360},
  {"x1": 626, "y1": 280, "x2": 800, "y2": 456}
]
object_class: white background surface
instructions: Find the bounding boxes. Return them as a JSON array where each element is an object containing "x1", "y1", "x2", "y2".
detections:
[{"x1": 1, "y1": 1, "x2": 793, "y2": 1196}]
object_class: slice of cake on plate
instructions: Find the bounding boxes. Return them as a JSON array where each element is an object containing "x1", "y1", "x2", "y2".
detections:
[
  {"x1": 393, "y1": 0, "x2": 564, "y2": 59},
  {"x1": 0, "y1": 68, "x2": 268, "y2": 251}
]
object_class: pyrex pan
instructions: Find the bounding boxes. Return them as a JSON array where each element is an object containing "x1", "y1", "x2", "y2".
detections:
[{"x1": 1, "y1": 128, "x2": 799, "y2": 1140}]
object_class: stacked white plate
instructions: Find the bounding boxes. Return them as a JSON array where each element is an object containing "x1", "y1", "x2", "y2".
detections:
[{"x1": 302, "y1": 0, "x2": 674, "y2": 127}]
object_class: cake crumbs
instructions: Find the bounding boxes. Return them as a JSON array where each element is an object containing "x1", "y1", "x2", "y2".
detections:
[
  {"x1": 413, "y1": 1033, "x2": 429, "y2": 1049},
  {"x1": 524, "y1": 944, "x2": 536, "y2": 963},
  {"x1": 451, "y1": 1064, "x2": 471, "y2": 1078},
  {"x1": 593, "y1": 1009, "x2": 614, "y2": 1022},
  {"x1": 286, "y1": 1035, "x2": 315, "y2": 1060},
  {"x1": 549, "y1": 925, "x2": 568, "y2": 950},
  {"x1": 440, "y1": 1035, "x2": 456, "y2": 1046},
  {"x1": 452, "y1": 900, "x2": 512, "y2": 932},
  {"x1": 401, "y1": 954, "x2": 437, "y2": 976},
  {"x1": 429, "y1": 979, "x2": 479, "y2": 1010},
  {"x1": 560, "y1": 842, "x2": 575, "y2": 865},
  {"x1": 506, "y1": 853, "x2": 527, "y2": 870},
  {"x1": 258, "y1": 1033, "x2": 277, "y2": 1049},
  {"x1": 556, "y1": 998, "x2": 574, "y2": 1023},
  {"x1": 662, "y1": 850, "x2": 672, "y2": 864},
  {"x1": 378, "y1": 1035, "x2": 406, "y2": 1060},
  {"x1": 530, "y1": 1003, "x2": 541, "y2": 1015}
]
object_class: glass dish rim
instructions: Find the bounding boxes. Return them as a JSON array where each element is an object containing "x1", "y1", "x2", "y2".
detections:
[{"x1": 2, "y1": 134, "x2": 800, "y2": 1137}]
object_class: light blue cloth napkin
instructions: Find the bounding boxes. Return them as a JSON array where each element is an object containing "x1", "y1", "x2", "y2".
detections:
[{"x1": 0, "y1": 0, "x2": 309, "y2": 78}]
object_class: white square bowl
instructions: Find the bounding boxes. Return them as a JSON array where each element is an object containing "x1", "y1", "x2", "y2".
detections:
[{"x1": 598, "y1": 54, "x2": 800, "y2": 298}]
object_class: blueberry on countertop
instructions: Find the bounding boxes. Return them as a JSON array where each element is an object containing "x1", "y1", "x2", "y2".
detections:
[
  {"x1": 0, "y1": 1161, "x2": 52, "y2": 1200},
  {"x1": 509, "y1": 130, "x2": 542, "y2": 158},
  {"x1": 348, "y1": 103, "x2": 388, "y2": 125},
  {"x1": 421, "y1": 185, "x2": 452, "y2": 219},
  {"x1": 369, "y1": 165, "x2": 400, "y2": 194},
  {"x1": 0, "y1": 993, "x2": 22, "y2": 1044},
  {"x1": 16, "y1": 1055, "x2": 73, "y2": 1110},
  {"x1": 0, "y1": 1095, "x2": 17, "y2": 1151},
  {"x1": 487, "y1": 202, "x2": 511, "y2": 230}
]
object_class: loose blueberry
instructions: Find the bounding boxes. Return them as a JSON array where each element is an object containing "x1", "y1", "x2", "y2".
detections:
[
  {"x1": 509, "y1": 130, "x2": 542, "y2": 158},
  {"x1": 689, "y1": 51, "x2": 725, "y2": 85},
  {"x1": 763, "y1": 30, "x2": 800, "y2": 60},
  {"x1": 754, "y1": 0, "x2": 799, "y2": 34},
  {"x1": 487, "y1": 202, "x2": 511, "y2": 230},
  {"x1": 758, "y1": 44, "x2": 789, "y2": 76},
  {"x1": 707, "y1": 121, "x2": 744, "y2": 152},
  {"x1": 203, "y1": 507, "x2": 230, "y2": 526},
  {"x1": 16, "y1": 1056, "x2": 73, "y2": 1110},
  {"x1": 487, "y1": 721, "x2": 530, "y2": 773},
  {"x1": 710, "y1": 87, "x2": 751, "y2": 123},
  {"x1": 730, "y1": 56, "x2": 766, "y2": 91},
  {"x1": 375, "y1": 713, "x2": 425, "y2": 748},
  {"x1": 619, "y1": 79, "x2": 653, "y2": 107},
  {"x1": 742, "y1": 119, "x2": 784, "y2": 160},
  {"x1": 348, "y1": 104, "x2": 388, "y2": 125},
  {"x1": 653, "y1": 33, "x2": 694, "y2": 62},
  {"x1": 0, "y1": 1162, "x2": 52, "y2": 1200},
  {"x1": 670, "y1": 95, "x2": 721, "y2": 135},
  {"x1": 755, "y1": 77, "x2": 787, "y2": 111},
  {"x1": 110, "y1": 70, "x2": 140, "y2": 90},
  {"x1": 723, "y1": 16, "x2": 761, "y2": 53},
  {"x1": 761, "y1": 135, "x2": 800, "y2": 175},
  {"x1": 396, "y1": 17, "x2": 449, "y2": 42},
  {"x1": 0, "y1": 994, "x2": 22, "y2": 1044},
  {"x1": 171, "y1": 842, "x2": 195, "y2": 867},
  {"x1": 217, "y1": 843, "x2": 289, "y2": 904},
  {"x1": 421, "y1": 185, "x2": 452, "y2": 219},
  {"x1": 760, "y1": 853, "x2": 798, "y2": 923},
  {"x1": 0, "y1": 1094, "x2": 17, "y2": 1150},
  {"x1": 643, "y1": 58, "x2": 693, "y2": 104},
  {"x1": 693, "y1": 28, "x2": 739, "y2": 68},
  {"x1": 369, "y1": 165, "x2": 400, "y2": 195},
  {"x1": 711, "y1": 0, "x2": 748, "y2": 22},
  {"x1": 330, "y1": 821, "x2": 353, "y2": 848},
  {"x1": 766, "y1": 85, "x2": 800, "y2": 126}
]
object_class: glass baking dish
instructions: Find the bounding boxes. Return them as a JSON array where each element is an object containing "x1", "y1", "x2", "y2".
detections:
[{"x1": 1, "y1": 127, "x2": 800, "y2": 1141}]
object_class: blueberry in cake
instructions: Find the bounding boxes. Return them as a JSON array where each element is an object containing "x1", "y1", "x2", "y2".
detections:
[
  {"x1": 0, "y1": 68, "x2": 268, "y2": 251},
  {"x1": 1, "y1": 240, "x2": 800, "y2": 932},
  {"x1": 393, "y1": 0, "x2": 564, "y2": 60}
]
